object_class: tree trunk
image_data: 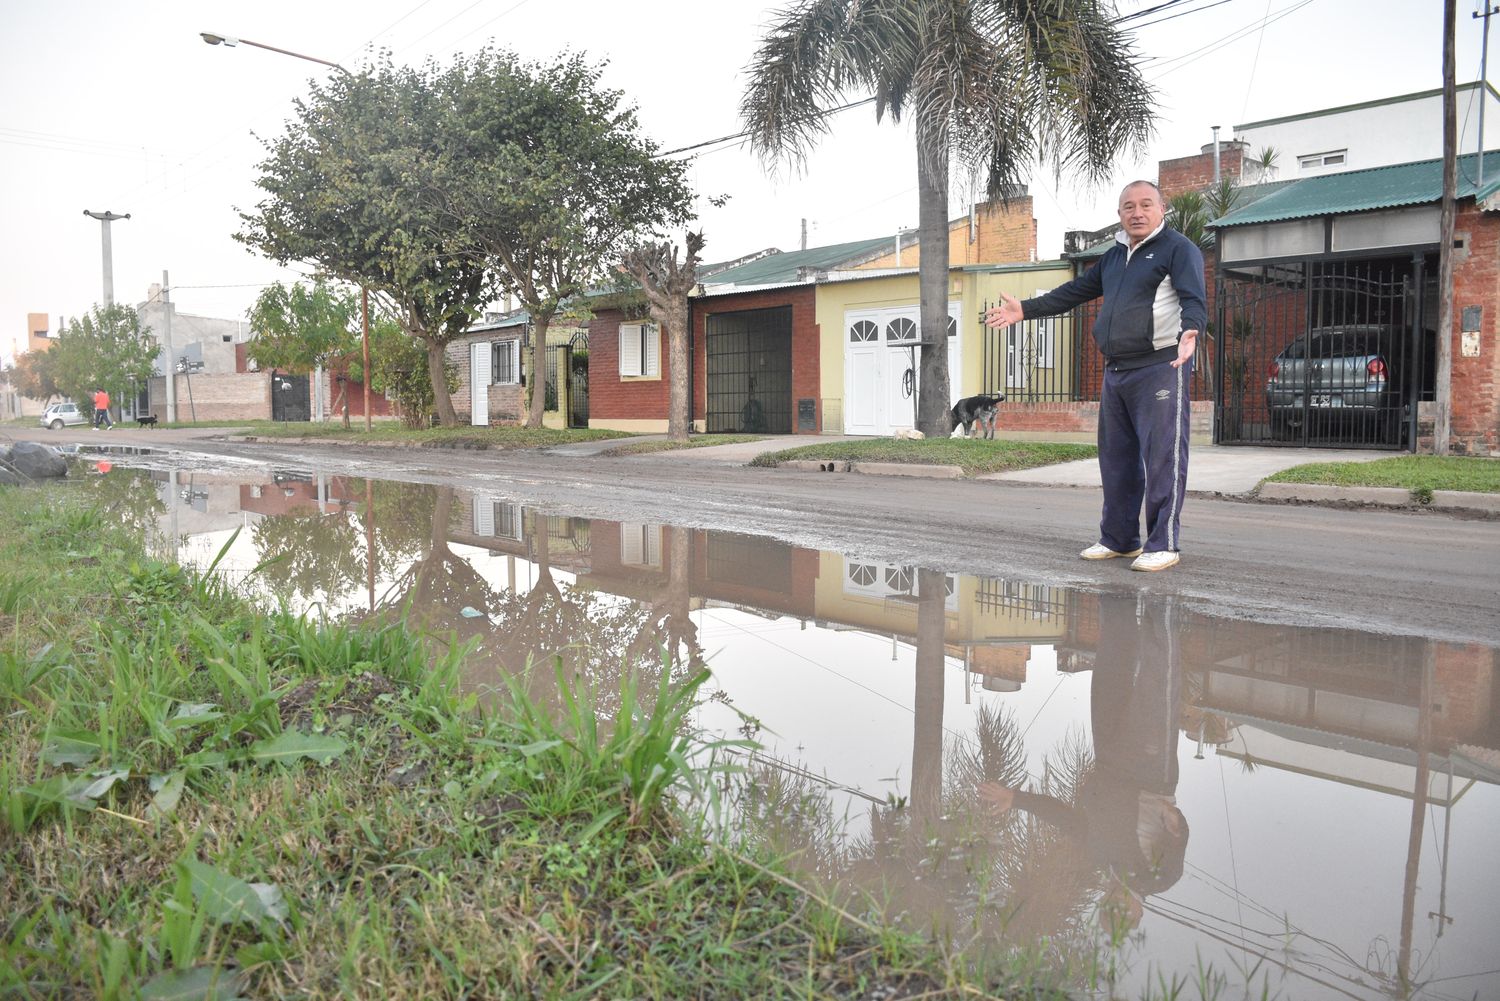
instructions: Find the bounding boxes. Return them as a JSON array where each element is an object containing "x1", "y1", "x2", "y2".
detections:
[
  {"x1": 527, "y1": 314, "x2": 551, "y2": 429},
  {"x1": 915, "y1": 110, "x2": 953, "y2": 437},
  {"x1": 667, "y1": 299, "x2": 691, "y2": 441},
  {"x1": 911, "y1": 567, "x2": 947, "y2": 821},
  {"x1": 333, "y1": 380, "x2": 349, "y2": 430},
  {"x1": 427, "y1": 338, "x2": 457, "y2": 427}
]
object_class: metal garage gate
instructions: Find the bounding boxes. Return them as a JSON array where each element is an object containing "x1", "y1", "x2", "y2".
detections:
[
  {"x1": 705, "y1": 307, "x2": 793, "y2": 433},
  {"x1": 1215, "y1": 256, "x2": 1430, "y2": 449}
]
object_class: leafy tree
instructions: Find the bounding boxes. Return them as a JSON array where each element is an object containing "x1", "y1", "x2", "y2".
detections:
[
  {"x1": 237, "y1": 56, "x2": 492, "y2": 425},
  {"x1": 10, "y1": 349, "x2": 59, "y2": 404},
  {"x1": 619, "y1": 232, "x2": 705, "y2": 441},
  {"x1": 742, "y1": 0, "x2": 1153, "y2": 435},
  {"x1": 427, "y1": 49, "x2": 694, "y2": 427},
  {"x1": 347, "y1": 317, "x2": 457, "y2": 427},
  {"x1": 48, "y1": 304, "x2": 157, "y2": 412},
  {"x1": 247, "y1": 280, "x2": 360, "y2": 427}
]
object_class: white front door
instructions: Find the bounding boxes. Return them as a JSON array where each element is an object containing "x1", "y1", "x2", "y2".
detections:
[
  {"x1": 470, "y1": 342, "x2": 490, "y2": 426},
  {"x1": 843, "y1": 303, "x2": 964, "y2": 435}
]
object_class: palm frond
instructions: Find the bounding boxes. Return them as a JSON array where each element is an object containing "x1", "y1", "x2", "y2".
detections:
[{"x1": 740, "y1": 0, "x2": 918, "y2": 168}]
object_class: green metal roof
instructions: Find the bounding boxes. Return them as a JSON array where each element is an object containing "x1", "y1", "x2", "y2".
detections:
[
  {"x1": 1211, "y1": 151, "x2": 1500, "y2": 228},
  {"x1": 1066, "y1": 179, "x2": 1299, "y2": 259},
  {"x1": 702, "y1": 235, "x2": 896, "y2": 287}
]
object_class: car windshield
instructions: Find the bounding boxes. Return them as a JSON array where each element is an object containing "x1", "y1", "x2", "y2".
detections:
[{"x1": 1279, "y1": 328, "x2": 1392, "y2": 359}]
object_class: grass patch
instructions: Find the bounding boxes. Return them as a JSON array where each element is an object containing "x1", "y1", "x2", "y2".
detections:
[
  {"x1": 752, "y1": 438, "x2": 1098, "y2": 476},
  {"x1": 602, "y1": 433, "x2": 767, "y2": 456},
  {"x1": 231, "y1": 422, "x2": 634, "y2": 450},
  {"x1": 1265, "y1": 455, "x2": 1500, "y2": 494},
  {"x1": 0, "y1": 484, "x2": 1044, "y2": 999}
]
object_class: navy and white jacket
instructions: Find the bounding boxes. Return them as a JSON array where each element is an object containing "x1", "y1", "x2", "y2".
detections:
[{"x1": 1021, "y1": 223, "x2": 1207, "y2": 371}]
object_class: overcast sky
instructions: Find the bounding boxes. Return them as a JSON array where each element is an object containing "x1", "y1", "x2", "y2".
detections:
[{"x1": 1, "y1": 0, "x2": 1488, "y2": 365}]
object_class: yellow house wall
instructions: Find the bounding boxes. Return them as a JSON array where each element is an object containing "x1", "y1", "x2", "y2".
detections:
[
  {"x1": 811, "y1": 552, "x2": 1068, "y2": 643},
  {"x1": 815, "y1": 263, "x2": 1075, "y2": 410}
]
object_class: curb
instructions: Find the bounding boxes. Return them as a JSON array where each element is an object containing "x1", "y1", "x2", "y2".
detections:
[
  {"x1": 778, "y1": 459, "x2": 965, "y2": 478},
  {"x1": 1257, "y1": 481, "x2": 1500, "y2": 515}
]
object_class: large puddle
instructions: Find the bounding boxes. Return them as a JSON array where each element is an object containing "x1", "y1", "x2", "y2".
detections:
[{"x1": 64, "y1": 457, "x2": 1500, "y2": 1000}]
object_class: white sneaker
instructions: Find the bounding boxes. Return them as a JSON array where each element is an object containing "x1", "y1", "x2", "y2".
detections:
[
  {"x1": 1080, "y1": 543, "x2": 1143, "y2": 560},
  {"x1": 1130, "y1": 551, "x2": 1180, "y2": 572}
]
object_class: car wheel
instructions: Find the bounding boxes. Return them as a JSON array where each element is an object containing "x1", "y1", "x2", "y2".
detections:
[{"x1": 49, "y1": 419, "x2": 63, "y2": 430}]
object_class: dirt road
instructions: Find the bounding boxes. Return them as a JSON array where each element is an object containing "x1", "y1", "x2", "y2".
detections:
[{"x1": 36, "y1": 427, "x2": 1490, "y2": 647}]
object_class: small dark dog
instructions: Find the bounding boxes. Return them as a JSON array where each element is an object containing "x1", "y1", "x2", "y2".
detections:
[
  {"x1": 136, "y1": 414, "x2": 159, "y2": 428},
  {"x1": 950, "y1": 393, "x2": 1005, "y2": 439}
]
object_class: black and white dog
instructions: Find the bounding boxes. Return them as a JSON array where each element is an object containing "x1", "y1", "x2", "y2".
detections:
[{"x1": 949, "y1": 393, "x2": 1005, "y2": 439}]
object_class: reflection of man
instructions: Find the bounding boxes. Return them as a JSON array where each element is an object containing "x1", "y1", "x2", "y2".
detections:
[
  {"x1": 980, "y1": 594, "x2": 1188, "y2": 927},
  {"x1": 986, "y1": 181, "x2": 1204, "y2": 572}
]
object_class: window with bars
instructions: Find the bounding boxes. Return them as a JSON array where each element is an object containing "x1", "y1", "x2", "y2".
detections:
[
  {"x1": 492, "y1": 340, "x2": 522, "y2": 384},
  {"x1": 619, "y1": 323, "x2": 661, "y2": 377}
]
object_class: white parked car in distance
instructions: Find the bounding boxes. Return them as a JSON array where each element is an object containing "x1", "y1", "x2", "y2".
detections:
[{"x1": 39, "y1": 402, "x2": 87, "y2": 430}]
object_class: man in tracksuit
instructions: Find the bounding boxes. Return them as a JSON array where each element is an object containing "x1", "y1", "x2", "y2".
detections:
[{"x1": 986, "y1": 181, "x2": 1205, "y2": 572}]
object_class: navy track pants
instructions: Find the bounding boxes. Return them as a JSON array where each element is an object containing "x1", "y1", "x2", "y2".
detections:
[{"x1": 1097, "y1": 359, "x2": 1191, "y2": 555}]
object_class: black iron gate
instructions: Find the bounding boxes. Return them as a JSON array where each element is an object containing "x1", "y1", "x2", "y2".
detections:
[
  {"x1": 1215, "y1": 257, "x2": 1425, "y2": 449},
  {"x1": 567, "y1": 330, "x2": 589, "y2": 428},
  {"x1": 270, "y1": 371, "x2": 310, "y2": 423},
  {"x1": 706, "y1": 307, "x2": 792, "y2": 433}
]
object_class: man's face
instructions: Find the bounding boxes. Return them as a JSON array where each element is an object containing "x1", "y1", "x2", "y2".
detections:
[{"x1": 1118, "y1": 184, "x2": 1165, "y2": 244}]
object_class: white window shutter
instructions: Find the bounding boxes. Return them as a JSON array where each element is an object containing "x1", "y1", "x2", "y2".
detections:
[
  {"x1": 644, "y1": 324, "x2": 661, "y2": 377},
  {"x1": 619, "y1": 325, "x2": 642, "y2": 376}
]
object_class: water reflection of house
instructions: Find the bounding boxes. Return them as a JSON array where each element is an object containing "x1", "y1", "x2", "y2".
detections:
[
  {"x1": 816, "y1": 553, "x2": 1068, "y2": 691},
  {"x1": 1057, "y1": 590, "x2": 1498, "y2": 797},
  {"x1": 238, "y1": 472, "x2": 360, "y2": 517},
  {"x1": 455, "y1": 490, "x2": 1068, "y2": 682}
]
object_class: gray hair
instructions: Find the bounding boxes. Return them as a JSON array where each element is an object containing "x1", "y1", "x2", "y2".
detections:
[{"x1": 1119, "y1": 179, "x2": 1163, "y2": 201}]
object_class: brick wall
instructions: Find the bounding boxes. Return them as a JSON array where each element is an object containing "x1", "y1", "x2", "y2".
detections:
[
  {"x1": 448, "y1": 335, "x2": 525, "y2": 425},
  {"x1": 1444, "y1": 204, "x2": 1500, "y2": 454},
  {"x1": 587, "y1": 306, "x2": 673, "y2": 425},
  {"x1": 1158, "y1": 143, "x2": 1246, "y2": 201},
  {"x1": 1431, "y1": 641, "x2": 1495, "y2": 743},
  {"x1": 855, "y1": 197, "x2": 1037, "y2": 269},
  {"x1": 147, "y1": 373, "x2": 270, "y2": 420}
]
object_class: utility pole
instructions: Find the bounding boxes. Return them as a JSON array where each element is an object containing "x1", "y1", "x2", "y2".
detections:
[
  {"x1": 162, "y1": 271, "x2": 177, "y2": 423},
  {"x1": 1437, "y1": 0, "x2": 1457, "y2": 455},
  {"x1": 82, "y1": 210, "x2": 130, "y2": 306},
  {"x1": 1476, "y1": 2, "x2": 1500, "y2": 186}
]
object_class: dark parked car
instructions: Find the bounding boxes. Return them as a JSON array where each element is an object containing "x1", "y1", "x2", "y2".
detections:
[{"x1": 1264, "y1": 325, "x2": 1405, "y2": 443}]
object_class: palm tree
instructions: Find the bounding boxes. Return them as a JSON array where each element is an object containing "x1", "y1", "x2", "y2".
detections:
[{"x1": 742, "y1": 0, "x2": 1154, "y2": 435}]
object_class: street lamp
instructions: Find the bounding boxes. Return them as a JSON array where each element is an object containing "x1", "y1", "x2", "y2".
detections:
[
  {"x1": 82, "y1": 209, "x2": 130, "y2": 306},
  {"x1": 199, "y1": 32, "x2": 348, "y2": 74},
  {"x1": 200, "y1": 30, "x2": 371, "y2": 430}
]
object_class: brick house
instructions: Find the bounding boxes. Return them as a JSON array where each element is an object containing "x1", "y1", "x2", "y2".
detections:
[
  {"x1": 587, "y1": 203, "x2": 1043, "y2": 437},
  {"x1": 1210, "y1": 151, "x2": 1500, "y2": 455}
]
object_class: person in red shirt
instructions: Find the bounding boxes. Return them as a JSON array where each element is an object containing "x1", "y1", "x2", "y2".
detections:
[{"x1": 91, "y1": 388, "x2": 113, "y2": 429}]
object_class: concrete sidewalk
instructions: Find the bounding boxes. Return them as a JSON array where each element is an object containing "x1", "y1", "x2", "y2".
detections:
[{"x1": 979, "y1": 444, "x2": 1390, "y2": 496}]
